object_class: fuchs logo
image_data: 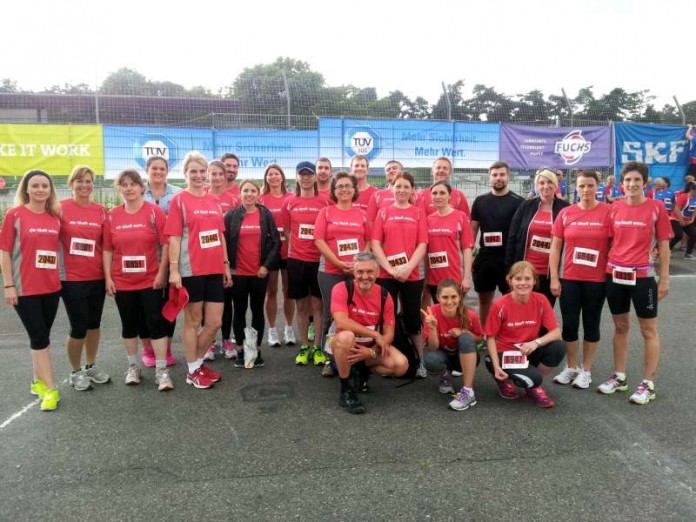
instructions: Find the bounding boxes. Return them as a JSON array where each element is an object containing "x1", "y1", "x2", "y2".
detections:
[
  {"x1": 134, "y1": 134, "x2": 178, "y2": 169},
  {"x1": 344, "y1": 126, "x2": 381, "y2": 161},
  {"x1": 554, "y1": 130, "x2": 591, "y2": 166}
]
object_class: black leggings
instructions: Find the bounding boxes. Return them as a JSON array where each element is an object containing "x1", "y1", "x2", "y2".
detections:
[
  {"x1": 669, "y1": 220, "x2": 683, "y2": 250},
  {"x1": 485, "y1": 340, "x2": 566, "y2": 388},
  {"x1": 232, "y1": 275, "x2": 268, "y2": 346},
  {"x1": 683, "y1": 222, "x2": 696, "y2": 254},
  {"x1": 559, "y1": 279, "x2": 606, "y2": 343},
  {"x1": 114, "y1": 288, "x2": 168, "y2": 340},
  {"x1": 221, "y1": 286, "x2": 234, "y2": 341},
  {"x1": 61, "y1": 279, "x2": 106, "y2": 339},
  {"x1": 137, "y1": 287, "x2": 175, "y2": 338},
  {"x1": 377, "y1": 278, "x2": 424, "y2": 335},
  {"x1": 15, "y1": 292, "x2": 60, "y2": 350}
]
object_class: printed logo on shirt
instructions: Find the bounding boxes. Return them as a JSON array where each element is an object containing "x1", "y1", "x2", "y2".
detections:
[
  {"x1": 529, "y1": 235, "x2": 552, "y2": 254},
  {"x1": 428, "y1": 251, "x2": 449, "y2": 269},
  {"x1": 337, "y1": 238, "x2": 360, "y2": 257},
  {"x1": 199, "y1": 229, "x2": 221, "y2": 249},
  {"x1": 387, "y1": 252, "x2": 409, "y2": 268},
  {"x1": 122, "y1": 256, "x2": 147, "y2": 273},
  {"x1": 298, "y1": 224, "x2": 315, "y2": 240},
  {"x1": 69, "y1": 238, "x2": 96, "y2": 257},
  {"x1": 35, "y1": 250, "x2": 57, "y2": 269},
  {"x1": 483, "y1": 232, "x2": 503, "y2": 247},
  {"x1": 572, "y1": 247, "x2": 599, "y2": 267}
]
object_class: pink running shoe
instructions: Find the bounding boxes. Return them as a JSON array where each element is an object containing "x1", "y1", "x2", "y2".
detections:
[
  {"x1": 186, "y1": 367, "x2": 214, "y2": 389},
  {"x1": 142, "y1": 344, "x2": 155, "y2": 368},
  {"x1": 165, "y1": 343, "x2": 177, "y2": 367},
  {"x1": 496, "y1": 378, "x2": 518, "y2": 400},
  {"x1": 525, "y1": 386, "x2": 555, "y2": 408},
  {"x1": 200, "y1": 364, "x2": 221, "y2": 383}
]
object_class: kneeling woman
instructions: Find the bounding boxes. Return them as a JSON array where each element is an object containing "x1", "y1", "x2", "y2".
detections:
[
  {"x1": 484, "y1": 261, "x2": 566, "y2": 408},
  {"x1": 224, "y1": 179, "x2": 281, "y2": 367},
  {"x1": 422, "y1": 279, "x2": 483, "y2": 411}
]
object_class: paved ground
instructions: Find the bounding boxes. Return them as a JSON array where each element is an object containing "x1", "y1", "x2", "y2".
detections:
[{"x1": 1, "y1": 258, "x2": 695, "y2": 521}]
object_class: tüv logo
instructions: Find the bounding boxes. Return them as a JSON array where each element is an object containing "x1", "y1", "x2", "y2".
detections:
[
  {"x1": 344, "y1": 126, "x2": 381, "y2": 161},
  {"x1": 554, "y1": 130, "x2": 592, "y2": 166},
  {"x1": 134, "y1": 133, "x2": 179, "y2": 169}
]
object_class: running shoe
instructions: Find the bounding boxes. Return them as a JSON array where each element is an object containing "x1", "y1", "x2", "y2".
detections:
[
  {"x1": 165, "y1": 344, "x2": 177, "y2": 366},
  {"x1": 254, "y1": 350, "x2": 265, "y2": 368},
  {"x1": 496, "y1": 378, "x2": 518, "y2": 400},
  {"x1": 451, "y1": 370, "x2": 463, "y2": 377},
  {"x1": 685, "y1": 253, "x2": 696, "y2": 260},
  {"x1": 40, "y1": 389, "x2": 60, "y2": 412},
  {"x1": 438, "y1": 371, "x2": 454, "y2": 394},
  {"x1": 311, "y1": 346, "x2": 327, "y2": 366},
  {"x1": 321, "y1": 360, "x2": 336, "y2": 378},
  {"x1": 200, "y1": 364, "x2": 221, "y2": 383},
  {"x1": 339, "y1": 388, "x2": 366, "y2": 414},
  {"x1": 234, "y1": 350, "x2": 246, "y2": 368},
  {"x1": 155, "y1": 368, "x2": 174, "y2": 391},
  {"x1": 295, "y1": 345, "x2": 311, "y2": 366},
  {"x1": 629, "y1": 381, "x2": 655, "y2": 405},
  {"x1": 124, "y1": 364, "x2": 142, "y2": 385},
  {"x1": 415, "y1": 360, "x2": 428, "y2": 379},
  {"x1": 223, "y1": 340, "x2": 238, "y2": 360},
  {"x1": 186, "y1": 367, "x2": 214, "y2": 389},
  {"x1": 308, "y1": 323, "x2": 315, "y2": 342},
  {"x1": 142, "y1": 345, "x2": 155, "y2": 367},
  {"x1": 204, "y1": 343, "x2": 216, "y2": 361},
  {"x1": 284, "y1": 325, "x2": 297, "y2": 346},
  {"x1": 449, "y1": 388, "x2": 477, "y2": 411},
  {"x1": 69, "y1": 369, "x2": 93, "y2": 391},
  {"x1": 553, "y1": 365, "x2": 579, "y2": 385},
  {"x1": 526, "y1": 386, "x2": 555, "y2": 408},
  {"x1": 267, "y1": 327, "x2": 281, "y2": 347},
  {"x1": 30, "y1": 379, "x2": 47, "y2": 399},
  {"x1": 572, "y1": 369, "x2": 592, "y2": 389},
  {"x1": 84, "y1": 365, "x2": 110, "y2": 384},
  {"x1": 597, "y1": 373, "x2": 628, "y2": 394}
]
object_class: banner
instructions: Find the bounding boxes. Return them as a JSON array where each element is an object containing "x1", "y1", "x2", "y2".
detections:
[
  {"x1": 499, "y1": 124, "x2": 612, "y2": 169},
  {"x1": 319, "y1": 118, "x2": 499, "y2": 170},
  {"x1": 614, "y1": 123, "x2": 689, "y2": 188},
  {"x1": 0, "y1": 124, "x2": 104, "y2": 176}
]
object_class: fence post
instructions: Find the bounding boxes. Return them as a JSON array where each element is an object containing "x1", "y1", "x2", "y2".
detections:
[
  {"x1": 282, "y1": 70, "x2": 291, "y2": 129},
  {"x1": 441, "y1": 81, "x2": 452, "y2": 121},
  {"x1": 561, "y1": 87, "x2": 573, "y2": 127},
  {"x1": 673, "y1": 96, "x2": 686, "y2": 125}
]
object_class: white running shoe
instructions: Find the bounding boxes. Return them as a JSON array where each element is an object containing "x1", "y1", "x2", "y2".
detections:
[
  {"x1": 155, "y1": 368, "x2": 174, "y2": 391},
  {"x1": 415, "y1": 360, "x2": 428, "y2": 379},
  {"x1": 553, "y1": 366, "x2": 579, "y2": 385},
  {"x1": 267, "y1": 327, "x2": 281, "y2": 347},
  {"x1": 124, "y1": 364, "x2": 141, "y2": 385},
  {"x1": 284, "y1": 325, "x2": 297, "y2": 346},
  {"x1": 204, "y1": 344, "x2": 216, "y2": 361},
  {"x1": 572, "y1": 369, "x2": 592, "y2": 389}
]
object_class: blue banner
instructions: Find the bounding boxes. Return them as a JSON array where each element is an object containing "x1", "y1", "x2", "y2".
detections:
[
  {"x1": 319, "y1": 118, "x2": 499, "y2": 170},
  {"x1": 614, "y1": 123, "x2": 689, "y2": 188}
]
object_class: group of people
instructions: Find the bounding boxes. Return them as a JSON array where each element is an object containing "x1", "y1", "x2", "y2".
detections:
[{"x1": 0, "y1": 153, "x2": 671, "y2": 415}]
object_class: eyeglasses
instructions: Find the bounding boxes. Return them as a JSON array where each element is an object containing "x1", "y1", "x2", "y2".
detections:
[{"x1": 334, "y1": 184, "x2": 354, "y2": 191}]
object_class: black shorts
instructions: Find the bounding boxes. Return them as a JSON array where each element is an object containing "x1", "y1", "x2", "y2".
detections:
[
  {"x1": 182, "y1": 274, "x2": 225, "y2": 303},
  {"x1": 61, "y1": 279, "x2": 106, "y2": 338},
  {"x1": 287, "y1": 258, "x2": 321, "y2": 299},
  {"x1": 472, "y1": 253, "x2": 508, "y2": 294},
  {"x1": 278, "y1": 258, "x2": 288, "y2": 270},
  {"x1": 14, "y1": 292, "x2": 61, "y2": 350},
  {"x1": 605, "y1": 275, "x2": 658, "y2": 319}
]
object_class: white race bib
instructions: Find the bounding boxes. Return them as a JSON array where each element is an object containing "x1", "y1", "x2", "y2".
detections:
[
  {"x1": 428, "y1": 251, "x2": 449, "y2": 269},
  {"x1": 483, "y1": 232, "x2": 503, "y2": 247},
  {"x1": 298, "y1": 224, "x2": 315, "y2": 240},
  {"x1": 199, "y1": 229, "x2": 221, "y2": 249},
  {"x1": 529, "y1": 235, "x2": 552, "y2": 254},
  {"x1": 612, "y1": 266, "x2": 636, "y2": 286},
  {"x1": 122, "y1": 256, "x2": 147, "y2": 273},
  {"x1": 355, "y1": 325, "x2": 376, "y2": 345},
  {"x1": 35, "y1": 250, "x2": 57, "y2": 270},
  {"x1": 387, "y1": 252, "x2": 409, "y2": 268},
  {"x1": 501, "y1": 350, "x2": 529, "y2": 370},
  {"x1": 277, "y1": 227, "x2": 285, "y2": 242},
  {"x1": 573, "y1": 247, "x2": 599, "y2": 268},
  {"x1": 69, "y1": 238, "x2": 96, "y2": 257},
  {"x1": 337, "y1": 238, "x2": 360, "y2": 257}
]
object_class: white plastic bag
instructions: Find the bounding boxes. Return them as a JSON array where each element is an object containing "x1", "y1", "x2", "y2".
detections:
[{"x1": 243, "y1": 327, "x2": 258, "y2": 369}]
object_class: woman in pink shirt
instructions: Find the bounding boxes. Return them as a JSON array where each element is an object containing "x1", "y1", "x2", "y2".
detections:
[{"x1": 1, "y1": 170, "x2": 62, "y2": 411}]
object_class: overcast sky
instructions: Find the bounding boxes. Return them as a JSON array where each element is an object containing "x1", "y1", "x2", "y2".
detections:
[{"x1": 3, "y1": 0, "x2": 693, "y2": 108}]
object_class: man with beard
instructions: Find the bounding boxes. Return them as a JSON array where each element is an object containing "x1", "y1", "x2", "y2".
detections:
[
  {"x1": 221, "y1": 153, "x2": 241, "y2": 197},
  {"x1": 316, "y1": 157, "x2": 333, "y2": 201},
  {"x1": 470, "y1": 161, "x2": 524, "y2": 325}
]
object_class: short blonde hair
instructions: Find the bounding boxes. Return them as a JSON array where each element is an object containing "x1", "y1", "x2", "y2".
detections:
[
  {"x1": 68, "y1": 165, "x2": 95, "y2": 187},
  {"x1": 534, "y1": 169, "x2": 558, "y2": 190},
  {"x1": 182, "y1": 151, "x2": 208, "y2": 174},
  {"x1": 507, "y1": 261, "x2": 538, "y2": 286}
]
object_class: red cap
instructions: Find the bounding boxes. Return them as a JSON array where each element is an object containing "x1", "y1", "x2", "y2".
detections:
[{"x1": 162, "y1": 285, "x2": 189, "y2": 322}]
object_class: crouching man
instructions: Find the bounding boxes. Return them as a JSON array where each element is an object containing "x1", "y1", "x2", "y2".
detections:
[{"x1": 330, "y1": 252, "x2": 409, "y2": 414}]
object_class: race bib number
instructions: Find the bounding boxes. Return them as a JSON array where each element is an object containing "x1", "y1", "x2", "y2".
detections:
[
  {"x1": 35, "y1": 250, "x2": 57, "y2": 269},
  {"x1": 122, "y1": 256, "x2": 147, "y2": 273},
  {"x1": 483, "y1": 232, "x2": 503, "y2": 247},
  {"x1": 199, "y1": 229, "x2": 221, "y2": 249},
  {"x1": 337, "y1": 238, "x2": 360, "y2": 257},
  {"x1": 501, "y1": 350, "x2": 529, "y2": 370},
  {"x1": 387, "y1": 252, "x2": 409, "y2": 268},
  {"x1": 69, "y1": 238, "x2": 96, "y2": 257},
  {"x1": 529, "y1": 235, "x2": 551, "y2": 254},
  {"x1": 355, "y1": 325, "x2": 376, "y2": 345},
  {"x1": 663, "y1": 198, "x2": 673, "y2": 210},
  {"x1": 688, "y1": 204, "x2": 696, "y2": 213},
  {"x1": 573, "y1": 247, "x2": 599, "y2": 268},
  {"x1": 298, "y1": 224, "x2": 315, "y2": 240},
  {"x1": 277, "y1": 227, "x2": 285, "y2": 242},
  {"x1": 612, "y1": 267, "x2": 636, "y2": 286},
  {"x1": 428, "y1": 251, "x2": 449, "y2": 269}
]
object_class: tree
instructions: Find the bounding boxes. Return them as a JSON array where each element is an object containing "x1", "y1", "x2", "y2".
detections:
[
  {"x1": 100, "y1": 68, "x2": 154, "y2": 96},
  {"x1": 0, "y1": 78, "x2": 21, "y2": 93}
]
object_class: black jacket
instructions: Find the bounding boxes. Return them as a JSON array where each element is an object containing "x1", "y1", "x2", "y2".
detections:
[
  {"x1": 224, "y1": 204, "x2": 281, "y2": 273},
  {"x1": 505, "y1": 196, "x2": 570, "y2": 274}
]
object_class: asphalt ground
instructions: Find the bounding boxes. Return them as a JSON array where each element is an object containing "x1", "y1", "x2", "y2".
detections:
[{"x1": 1, "y1": 257, "x2": 695, "y2": 521}]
